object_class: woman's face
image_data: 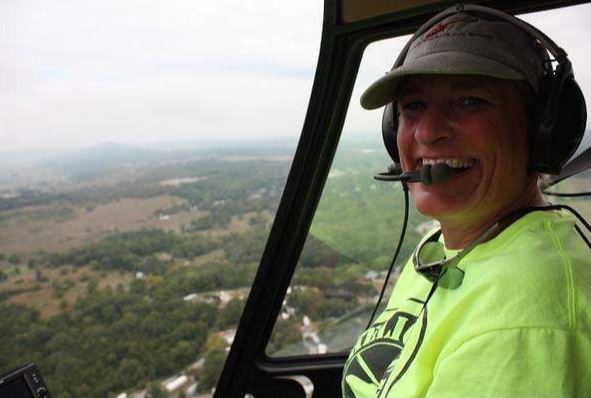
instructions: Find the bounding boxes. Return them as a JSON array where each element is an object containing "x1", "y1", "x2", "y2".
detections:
[{"x1": 396, "y1": 75, "x2": 534, "y2": 231}]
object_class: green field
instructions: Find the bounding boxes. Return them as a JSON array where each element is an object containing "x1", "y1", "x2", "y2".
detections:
[{"x1": 1, "y1": 140, "x2": 589, "y2": 397}]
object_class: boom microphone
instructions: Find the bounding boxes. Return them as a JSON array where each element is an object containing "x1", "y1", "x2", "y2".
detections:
[{"x1": 374, "y1": 163, "x2": 451, "y2": 185}]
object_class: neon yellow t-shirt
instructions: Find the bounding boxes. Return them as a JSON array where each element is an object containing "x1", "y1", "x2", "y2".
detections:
[{"x1": 342, "y1": 209, "x2": 591, "y2": 398}]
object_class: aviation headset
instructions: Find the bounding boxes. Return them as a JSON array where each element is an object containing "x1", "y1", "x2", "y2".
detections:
[
  {"x1": 366, "y1": 5, "x2": 589, "y2": 328},
  {"x1": 381, "y1": 4, "x2": 587, "y2": 175}
]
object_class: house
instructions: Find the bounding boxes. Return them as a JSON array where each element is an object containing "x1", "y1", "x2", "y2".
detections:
[
  {"x1": 164, "y1": 375, "x2": 188, "y2": 393},
  {"x1": 364, "y1": 270, "x2": 380, "y2": 281},
  {"x1": 183, "y1": 293, "x2": 198, "y2": 302},
  {"x1": 219, "y1": 329, "x2": 236, "y2": 352}
]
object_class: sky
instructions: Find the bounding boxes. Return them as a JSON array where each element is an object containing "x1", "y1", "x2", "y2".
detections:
[{"x1": 1, "y1": 1, "x2": 590, "y2": 152}]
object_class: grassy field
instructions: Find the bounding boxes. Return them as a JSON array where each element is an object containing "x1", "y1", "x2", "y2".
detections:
[
  {"x1": 0, "y1": 194, "x2": 215, "y2": 318},
  {"x1": 0, "y1": 195, "x2": 206, "y2": 256},
  {"x1": 0, "y1": 205, "x2": 268, "y2": 319},
  {"x1": 205, "y1": 210, "x2": 273, "y2": 237},
  {"x1": 0, "y1": 265, "x2": 134, "y2": 318}
]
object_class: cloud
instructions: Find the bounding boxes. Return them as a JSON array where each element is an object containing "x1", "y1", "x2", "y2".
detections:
[
  {"x1": 1, "y1": 1, "x2": 590, "y2": 151},
  {"x1": 0, "y1": 0, "x2": 323, "y2": 150}
]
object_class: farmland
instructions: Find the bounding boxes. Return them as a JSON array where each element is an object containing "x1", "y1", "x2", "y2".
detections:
[{"x1": 1, "y1": 139, "x2": 589, "y2": 398}]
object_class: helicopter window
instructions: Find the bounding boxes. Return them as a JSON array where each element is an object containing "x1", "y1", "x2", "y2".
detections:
[
  {"x1": 0, "y1": 1, "x2": 321, "y2": 397},
  {"x1": 267, "y1": 3, "x2": 591, "y2": 358},
  {"x1": 520, "y1": 4, "x2": 591, "y2": 242},
  {"x1": 266, "y1": 34, "x2": 428, "y2": 357}
]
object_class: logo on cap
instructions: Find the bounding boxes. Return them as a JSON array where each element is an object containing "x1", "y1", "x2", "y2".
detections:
[{"x1": 423, "y1": 15, "x2": 478, "y2": 41}]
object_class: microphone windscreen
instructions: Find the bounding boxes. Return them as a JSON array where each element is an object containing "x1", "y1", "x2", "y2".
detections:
[
  {"x1": 430, "y1": 163, "x2": 451, "y2": 184},
  {"x1": 420, "y1": 164, "x2": 432, "y2": 185}
]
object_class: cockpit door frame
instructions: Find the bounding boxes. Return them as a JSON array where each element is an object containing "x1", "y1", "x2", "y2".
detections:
[{"x1": 214, "y1": 1, "x2": 590, "y2": 397}]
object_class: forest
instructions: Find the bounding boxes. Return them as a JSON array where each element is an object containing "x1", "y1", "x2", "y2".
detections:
[
  {"x1": 0, "y1": 140, "x2": 407, "y2": 397},
  {"x1": 1, "y1": 139, "x2": 589, "y2": 397}
]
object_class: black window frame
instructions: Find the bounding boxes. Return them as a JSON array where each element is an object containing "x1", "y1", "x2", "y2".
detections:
[{"x1": 214, "y1": 1, "x2": 590, "y2": 397}]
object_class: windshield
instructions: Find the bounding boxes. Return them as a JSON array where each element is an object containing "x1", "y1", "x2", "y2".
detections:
[{"x1": 0, "y1": 1, "x2": 321, "y2": 397}]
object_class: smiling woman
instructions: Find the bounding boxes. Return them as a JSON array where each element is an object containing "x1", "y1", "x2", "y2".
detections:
[
  {"x1": 395, "y1": 75, "x2": 541, "y2": 248},
  {"x1": 341, "y1": 4, "x2": 591, "y2": 398}
]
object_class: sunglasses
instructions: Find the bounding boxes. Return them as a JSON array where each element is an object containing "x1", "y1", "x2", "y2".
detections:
[
  {"x1": 413, "y1": 220, "x2": 506, "y2": 289},
  {"x1": 413, "y1": 230, "x2": 465, "y2": 289}
]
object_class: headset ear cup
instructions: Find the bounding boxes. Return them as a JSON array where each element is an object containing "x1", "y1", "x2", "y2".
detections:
[
  {"x1": 533, "y1": 77, "x2": 587, "y2": 174},
  {"x1": 552, "y1": 78, "x2": 587, "y2": 164},
  {"x1": 382, "y1": 103, "x2": 400, "y2": 163}
]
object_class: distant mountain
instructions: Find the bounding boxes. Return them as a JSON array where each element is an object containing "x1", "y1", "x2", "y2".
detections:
[
  {"x1": 0, "y1": 148, "x2": 68, "y2": 168},
  {"x1": 140, "y1": 136, "x2": 298, "y2": 155},
  {"x1": 42, "y1": 142, "x2": 170, "y2": 182},
  {"x1": 39, "y1": 138, "x2": 297, "y2": 183},
  {"x1": 47, "y1": 142, "x2": 166, "y2": 166}
]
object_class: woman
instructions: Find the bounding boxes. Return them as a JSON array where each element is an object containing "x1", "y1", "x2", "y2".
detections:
[{"x1": 343, "y1": 5, "x2": 590, "y2": 398}]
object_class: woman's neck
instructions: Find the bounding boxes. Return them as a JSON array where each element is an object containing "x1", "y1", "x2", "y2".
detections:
[{"x1": 440, "y1": 183, "x2": 547, "y2": 249}]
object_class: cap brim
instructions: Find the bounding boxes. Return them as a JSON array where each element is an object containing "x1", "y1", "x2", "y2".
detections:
[{"x1": 360, "y1": 51, "x2": 527, "y2": 110}]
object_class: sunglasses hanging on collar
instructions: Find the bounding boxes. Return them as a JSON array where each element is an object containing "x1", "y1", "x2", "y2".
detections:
[{"x1": 413, "y1": 206, "x2": 550, "y2": 289}]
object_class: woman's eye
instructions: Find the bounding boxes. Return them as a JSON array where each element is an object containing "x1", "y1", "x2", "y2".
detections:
[
  {"x1": 458, "y1": 97, "x2": 487, "y2": 107},
  {"x1": 399, "y1": 100, "x2": 426, "y2": 112}
]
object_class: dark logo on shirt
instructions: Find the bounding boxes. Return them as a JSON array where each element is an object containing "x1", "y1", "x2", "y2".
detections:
[{"x1": 342, "y1": 299, "x2": 426, "y2": 398}]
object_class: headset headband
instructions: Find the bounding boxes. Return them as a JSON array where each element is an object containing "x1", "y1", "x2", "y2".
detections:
[
  {"x1": 379, "y1": 3, "x2": 586, "y2": 175},
  {"x1": 393, "y1": 4, "x2": 567, "y2": 73}
]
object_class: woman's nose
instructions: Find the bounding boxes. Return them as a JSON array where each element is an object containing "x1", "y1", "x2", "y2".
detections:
[{"x1": 413, "y1": 106, "x2": 455, "y2": 147}]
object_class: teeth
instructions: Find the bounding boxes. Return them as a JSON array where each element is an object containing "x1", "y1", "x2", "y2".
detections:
[{"x1": 422, "y1": 158, "x2": 475, "y2": 168}]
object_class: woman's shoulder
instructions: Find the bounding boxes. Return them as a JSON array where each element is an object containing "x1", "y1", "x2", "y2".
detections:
[
  {"x1": 449, "y1": 209, "x2": 591, "y2": 333},
  {"x1": 467, "y1": 208, "x2": 588, "y2": 274}
]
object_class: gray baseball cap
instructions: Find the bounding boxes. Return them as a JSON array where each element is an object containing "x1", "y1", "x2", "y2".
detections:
[{"x1": 360, "y1": 12, "x2": 546, "y2": 110}]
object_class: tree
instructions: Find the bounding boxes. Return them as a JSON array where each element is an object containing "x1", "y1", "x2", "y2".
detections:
[
  {"x1": 199, "y1": 347, "x2": 227, "y2": 391},
  {"x1": 289, "y1": 289, "x2": 323, "y2": 317},
  {"x1": 171, "y1": 340, "x2": 196, "y2": 365},
  {"x1": 7, "y1": 254, "x2": 21, "y2": 264},
  {"x1": 269, "y1": 317, "x2": 302, "y2": 353},
  {"x1": 35, "y1": 269, "x2": 47, "y2": 282},
  {"x1": 316, "y1": 298, "x2": 350, "y2": 319},
  {"x1": 203, "y1": 333, "x2": 226, "y2": 352},
  {"x1": 86, "y1": 278, "x2": 99, "y2": 295},
  {"x1": 146, "y1": 382, "x2": 167, "y2": 398},
  {"x1": 218, "y1": 298, "x2": 245, "y2": 329},
  {"x1": 116, "y1": 358, "x2": 146, "y2": 390}
]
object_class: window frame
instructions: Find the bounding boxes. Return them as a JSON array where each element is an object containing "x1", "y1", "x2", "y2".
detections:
[{"x1": 214, "y1": 1, "x2": 591, "y2": 397}]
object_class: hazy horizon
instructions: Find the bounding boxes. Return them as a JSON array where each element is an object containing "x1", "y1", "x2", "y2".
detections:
[
  {"x1": 2, "y1": 2, "x2": 590, "y2": 152},
  {"x1": 0, "y1": 135, "x2": 301, "y2": 154}
]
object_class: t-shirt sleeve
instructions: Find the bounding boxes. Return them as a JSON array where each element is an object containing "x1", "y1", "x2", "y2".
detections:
[{"x1": 425, "y1": 328, "x2": 575, "y2": 398}]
